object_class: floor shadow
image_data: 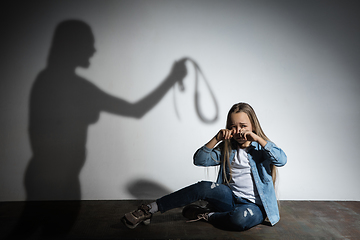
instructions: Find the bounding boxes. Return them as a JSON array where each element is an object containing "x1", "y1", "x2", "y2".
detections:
[
  {"x1": 6, "y1": 201, "x2": 81, "y2": 240},
  {"x1": 8, "y1": 19, "x2": 187, "y2": 239}
]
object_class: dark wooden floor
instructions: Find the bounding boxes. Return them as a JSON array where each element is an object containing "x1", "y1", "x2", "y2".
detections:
[{"x1": 0, "y1": 200, "x2": 359, "y2": 239}]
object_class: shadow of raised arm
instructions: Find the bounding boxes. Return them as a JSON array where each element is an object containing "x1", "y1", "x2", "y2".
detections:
[{"x1": 100, "y1": 58, "x2": 187, "y2": 118}]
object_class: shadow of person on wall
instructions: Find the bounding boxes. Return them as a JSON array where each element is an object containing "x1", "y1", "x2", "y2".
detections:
[{"x1": 9, "y1": 19, "x2": 187, "y2": 239}]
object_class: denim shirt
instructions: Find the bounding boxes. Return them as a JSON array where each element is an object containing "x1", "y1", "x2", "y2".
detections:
[{"x1": 193, "y1": 141, "x2": 287, "y2": 226}]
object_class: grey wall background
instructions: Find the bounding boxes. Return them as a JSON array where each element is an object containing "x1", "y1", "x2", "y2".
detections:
[{"x1": 1, "y1": 0, "x2": 359, "y2": 201}]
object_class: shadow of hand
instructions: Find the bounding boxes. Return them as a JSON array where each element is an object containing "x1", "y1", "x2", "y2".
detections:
[{"x1": 169, "y1": 58, "x2": 188, "y2": 91}]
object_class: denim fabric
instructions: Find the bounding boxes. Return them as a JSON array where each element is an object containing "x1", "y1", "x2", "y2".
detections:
[
  {"x1": 210, "y1": 197, "x2": 265, "y2": 231},
  {"x1": 157, "y1": 181, "x2": 233, "y2": 213},
  {"x1": 193, "y1": 141, "x2": 287, "y2": 226},
  {"x1": 156, "y1": 181, "x2": 265, "y2": 231}
]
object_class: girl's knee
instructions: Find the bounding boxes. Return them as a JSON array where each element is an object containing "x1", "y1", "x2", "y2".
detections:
[
  {"x1": 195, "y1": 181, "x2": 221, "y2": 193},
  {"x1": 197, "y1": 181, "x2": 232, "y2": 196},
  {"x1": 196, "y1": 181, "x2": 217, "y2": 188},
  {"x1": 229, "y1": 207, "x2": 263, "y2": 231}
]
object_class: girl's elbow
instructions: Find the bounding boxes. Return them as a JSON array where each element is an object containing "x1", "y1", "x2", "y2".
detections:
[
  {"x1": 193, "y1": 158, "x2": 201, "y2": 166},
  {"x1": 277, "y1": 153, "x2": 287, "y2": 167}
]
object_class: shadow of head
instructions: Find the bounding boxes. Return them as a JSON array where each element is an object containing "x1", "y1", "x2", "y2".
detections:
[
  {"x1": 126, "y1": 179, "x2": 171, "y2": 200},
  {"x1": 48, "y1": 19, "x2": 96, "y2": 68}
]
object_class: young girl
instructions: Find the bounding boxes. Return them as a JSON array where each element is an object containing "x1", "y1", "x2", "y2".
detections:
[{"x1": 123, "y1": 102, "x2": 287, "y2": 231}]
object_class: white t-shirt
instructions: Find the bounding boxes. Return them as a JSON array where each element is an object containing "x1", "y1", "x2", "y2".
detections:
[{"x1": 229, "y1": 147, "x2": 261, "y2": 205}]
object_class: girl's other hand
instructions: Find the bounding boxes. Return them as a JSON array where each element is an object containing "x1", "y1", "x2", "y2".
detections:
[
  {"x1": 216, "y1": 129, "x2": 234, "y2": 142},
  {"x1": 240, "y1": 130, "x2": 258, "y2": 142},
  {"x1": 205, "y1": 129, "x2": 234, "y2": 149},
  {"x1": 239, "y1": 130, "x2": 267, "y2": 148}
]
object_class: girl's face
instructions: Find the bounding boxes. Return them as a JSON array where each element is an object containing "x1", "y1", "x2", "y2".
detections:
[{"x1": 229, "y1": 112, "x2": 253, "y2": 145}]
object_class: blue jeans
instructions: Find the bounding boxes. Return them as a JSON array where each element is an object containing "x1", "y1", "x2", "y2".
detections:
[{"x1": 156, "y1": 181, "x2": 265, "y2": 231}]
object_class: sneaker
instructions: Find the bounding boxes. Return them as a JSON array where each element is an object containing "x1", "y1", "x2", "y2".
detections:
[
  {"x1": 182, "y1": 204, "x2": 211, "y2": 221},
  {"x1": 122, "y1": 204, "x2": 152, "y2": 229}
]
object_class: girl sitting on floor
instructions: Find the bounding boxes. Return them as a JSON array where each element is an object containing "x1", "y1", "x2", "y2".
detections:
[{"x1": 122, "y1": 102, "x2": 287, "y2": 231}]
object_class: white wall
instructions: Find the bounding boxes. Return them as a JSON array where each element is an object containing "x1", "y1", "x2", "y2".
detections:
[{"x1": 1, "y1": 0, "x2": 359, "y2": 201}]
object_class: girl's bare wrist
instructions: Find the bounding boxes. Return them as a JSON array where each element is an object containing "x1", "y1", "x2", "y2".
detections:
[{"x1": 256, "y1": 137, "x2": 267, "y2": 147}]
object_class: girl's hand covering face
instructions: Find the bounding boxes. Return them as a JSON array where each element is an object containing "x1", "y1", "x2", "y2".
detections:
[
  {"x1": 238, "y1": 130, "x2": 258, "y2": 142},
  {"x1": 215, "y1": 128, "x2": 259, "y2": 145},
  {"x1": 216, "y1": 129, "x2": 235, "y2": 141}
]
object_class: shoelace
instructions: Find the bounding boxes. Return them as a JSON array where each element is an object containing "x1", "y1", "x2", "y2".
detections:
[
  {"x1": 186, "y1": 213, "x2": 209, "y2": 223},
  {"x1": 134, "y1": 204, "x2": 150, "y2": 218}
]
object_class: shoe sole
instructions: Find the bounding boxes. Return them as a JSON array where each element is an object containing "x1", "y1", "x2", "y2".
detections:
[{"x1": 122, "y1": 217, "x2": 151, "y2": 229}]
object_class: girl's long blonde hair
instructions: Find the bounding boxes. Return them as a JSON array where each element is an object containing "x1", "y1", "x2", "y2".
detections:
[{"x1": 221, "y1": 103, "x2": 277, "y2": 188}]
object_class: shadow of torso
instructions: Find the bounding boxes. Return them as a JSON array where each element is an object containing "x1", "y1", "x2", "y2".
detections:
[{"x1": 26, "y1": 68, "x2": 101, "y2": 201}]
